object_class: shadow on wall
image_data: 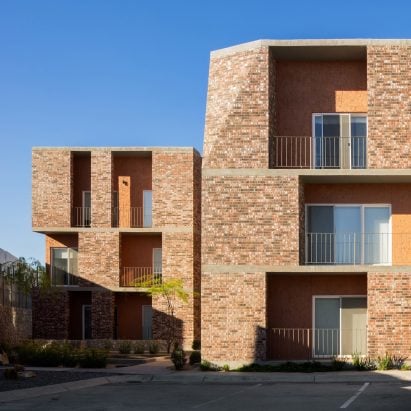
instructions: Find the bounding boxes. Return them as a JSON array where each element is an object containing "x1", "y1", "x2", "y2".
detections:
[
  {"x1": 152, "y1": 307, "x2": 183, "y2": 352},
  {"x1": 253, "y1": 325, "x2": 268, "y2": 364}
]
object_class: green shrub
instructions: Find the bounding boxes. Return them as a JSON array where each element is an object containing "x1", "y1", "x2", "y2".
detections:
[
  {"x1": 376, "y1": 353, "x2": 392, "y2": 370},
  {"x1": 391, "y1": 355, "x2": 408, "y2": 370},
  {"x1": 189, "y1": 350, "x2": 201, "y2": 365},
  {"x1": 352, "y1": 353, "x2": 375, "y2": 371},
  {"x1": 332, "y1": 358, "x2": 347, "y2": 371},
  {"x1": 200, "y1": 360, "x2": 221, "y2": 371},
  {"x1": 78, "y1": 348, "x2": 107, "y2": 368},
  {"x1": 192, "y1": 340, "x2": 201, "y2": 350},
  {"x1": 149, "y1": 342, "x2": 159, "y2": 354},
  {"x1": 134, "y1": 342, "x2": 145, "y2": 354},
  {"x1": 222, "y1": 364, "x2": 230, "y2": 372},
  {"x1": 118, "y1": 341, "x2": 132, "y2": 355},
  {"x1": 171, "y1": 346, "x2": 187, "y2": 370}
]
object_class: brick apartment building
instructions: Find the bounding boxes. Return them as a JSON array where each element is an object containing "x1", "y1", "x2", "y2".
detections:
[
  {"x1": 32, "y1": 39, "x2": 411, "y2": 366},
  {"x1": 32, "y1": 148, "x2": 201, "y2": 348},
  {"x1": 202, "y1": 39, "x2": 411, "y2": 366}
]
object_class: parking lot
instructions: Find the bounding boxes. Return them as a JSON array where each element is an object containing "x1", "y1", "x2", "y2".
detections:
[{"x1": 1, "y1": 381, "x2": 411, "y2": 410}]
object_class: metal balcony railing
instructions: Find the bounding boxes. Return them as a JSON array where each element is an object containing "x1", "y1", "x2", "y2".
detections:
[
  {"x1": 72, "y1": 207, "x2": 91, "y2": 227},
  {"x1": 272, "y1": 136, "x2": 366, "y2": 169},
  {"x1": 269, "y1": 328, "x2": 367, "y2": 360},
  {"x1": 120, "y1": 266, "x2": 162, "y2": 287},
  {"x1": 112, "y1": 207, "x2": 152, "y2": 228},
  {"x1": 304, "y1": 232, "x2": 402, "y2": 265}
]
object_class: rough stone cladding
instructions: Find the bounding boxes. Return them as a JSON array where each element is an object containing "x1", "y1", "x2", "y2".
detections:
[
  {"x1": 202, "y1": 175, "x2": 300, "y2": 266},
  {"x1": 32, "y1": 289, "x2": 69, "y2": 339},
  {"x1": 368, "y1": 273, "x2": 411, "y2": 357},
  {"x1": 204, "y1": 47, "x2": 270, "y2": 168},
  {"x1": 92, "y1": 290, "x2": 114, "y2": 339},
  {"x1": 152, "y1": 150, "x2": 199, "y2": 227},
  {"x1": 152, "y1": 231, "x2": 196, "y2": 349},
  {"x1": 367, "y1": 45, "x2": 411, "y2": 168},
  {"x1": 78, "y1": 232, "x2": 120, "y2": 288},
  {"x1": 32, "y1": 149, "x2": 72, "y2": 228},
  {"x1": 91, "y1": 150, "x2": 113, "y2": 227},
  {"x1": 201, "y1": 272, "x2": 266, "y2": 363}
]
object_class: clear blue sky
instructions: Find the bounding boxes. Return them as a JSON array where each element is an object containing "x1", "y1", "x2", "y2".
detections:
[{"x1": 0, "y1": 0, "x2": 410, "y2": 263}]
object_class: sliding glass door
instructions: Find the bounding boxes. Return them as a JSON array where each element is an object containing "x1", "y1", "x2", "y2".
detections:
[
  {"x1": 313, "y1": 114, "x2": 367, "y2": 169},
  {"x1": 306, "y1": 205, "x2": 391, "y2": 265}
]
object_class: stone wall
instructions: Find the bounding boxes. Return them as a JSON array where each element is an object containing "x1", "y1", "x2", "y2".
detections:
[{"x1": 0, "y1": 305, "x2": 32, "y2": 344}]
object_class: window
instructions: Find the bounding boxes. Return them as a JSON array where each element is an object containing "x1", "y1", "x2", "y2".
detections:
[
  {"x1": 82, "y1": 191, "x2": 91, "y2": 227},
  {"x1": 306, "y1": 205, "x2": 391, "y2": 265},
  {"x1": 313, "y1": 114, "x2": 367, "y2": 169},
  {"x1": 51, "y1": 248, "x2": 78, "y2": 286},
  {"x1": 143, "y1": 190, "x2": 152, "y2": 227},
  {"x1": 314, "y1": 296, "x2": 367, "y2": 357},
  {"x1": 153, "y1": 248, "x2": 162, "y2": 282}
]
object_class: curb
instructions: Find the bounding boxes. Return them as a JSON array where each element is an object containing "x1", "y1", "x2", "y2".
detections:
[{"x1": 1, "y1": 371, "x2": 411, "y2": 403}]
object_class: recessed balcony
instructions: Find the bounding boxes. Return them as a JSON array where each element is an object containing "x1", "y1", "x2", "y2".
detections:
[{"x1": 272, "y1": 135, "x2": 366, "y2": 169}]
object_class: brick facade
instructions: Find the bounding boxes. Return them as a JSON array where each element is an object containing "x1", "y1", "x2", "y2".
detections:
[
  {"x1": 367, "y1": 46, "x2": 411, "y2": 168},
  {"x1": 32, "y1": 149, "x2": 72, "y2": 228},
  {"x1": 368, "y1": 273, "x2": 411, "y2": 357},
  {"x1": 91, "y1": 290, "x2": 114, "y2": 339}
]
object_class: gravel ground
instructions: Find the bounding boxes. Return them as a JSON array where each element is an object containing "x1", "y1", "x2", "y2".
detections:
[{"x1": 0, "y1": 370, "x2": 119, "y2": 392}]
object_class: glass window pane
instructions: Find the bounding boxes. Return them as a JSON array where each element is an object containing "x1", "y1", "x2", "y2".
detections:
[
  {"x1": 307, "y1": 206, "x2": 334, "y2": 264},
  {"x1": 351, "y1": 116, "x2": 367, "y2": 168},
  {"x1": 334, "y1": 207, "x2": 361, "y2": 264},
  {"x1": 143, "y1": 191, "x2": 152, "y2": 227},
  {"x1": 364, "y1": 207, "x2": 391, "y2": 264},
  {"x1": 314, "y1": 298, "x2": 340, "y2": 356}
]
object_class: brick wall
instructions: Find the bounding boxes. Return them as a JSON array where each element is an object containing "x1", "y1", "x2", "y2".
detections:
[
  {"x1": 202, "y1": 175, "x2": 300, "y2": 266},
  {"x1": 367, "y1": 45, "x2": 411, "y2": 168},
  {"x1": 204, "y1": 47, "x2": 270, "y2": 169},
  {"x1": 32, "y1": 149, "x2": 72, "y2": 228},
  {"x1": 0, "y1": 306, "x2": 32, "y2": 344},
  {"x1": 91, "y1": 150, "x2": 113, "y2": 227},
  {"x1": 368, "y1": 273, "x2": 411, "y2": 357},
  {"x1": 92, "y1": 290, "x2": 114, "y2": 339},
  {"x1": 152, "y1": 232, "x2": 196, "y2": 348},
  {"x1": 32, "y1": 289, "x2": 69, "y2": 339},
  {"x1": 152, "y1": 150, "x2": 198, "y2": 227},
  {"x1": 201, "y1": 272, "x2": 266, "y2": 365},
  {"x1": 78, "y1": 232, "x2": 119, "y2": 288}
]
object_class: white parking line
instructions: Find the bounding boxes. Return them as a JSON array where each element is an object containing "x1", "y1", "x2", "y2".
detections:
[
  {"x1": 340, "y1": 382, "x2": 370, "y2": 409},
  {"x1": 191, "y1": 383, "x2": 262, "y2": 409}
]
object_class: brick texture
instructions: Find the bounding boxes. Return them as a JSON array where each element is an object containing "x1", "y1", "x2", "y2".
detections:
[
  {"x1": 202, "y1": 175, "x2": 300, "y2": 266},
  {"x1": 92, "y1": 290, "x2": 114, "y2": 339},
  {"x1": 204, "y1": 47, "x2": 270, "y2": 169},
  {"x1": 152, "y1": 150, "x2": 199, "y2": 227},
  {"x1": 201, "y1": 272, "x2": 266, "y2": 364},
  {"x1": 367, "y1": 45, "x2": 411, "y2": 168},
  {"x1": 32, "y1": 289, "x2": 69, "y2": 339},
  {"x1": 91, "y1": 150, "x2": 113, "y2": 227},
  {"x1": 368, "y1": 273, "x2": 411, "y2": 357},
  {"x1": 78, "y1": 232, "x2": 120, "y2": 288},
  {"x1": 32, "y1": 149, "x2": 72, "y2": 228}
]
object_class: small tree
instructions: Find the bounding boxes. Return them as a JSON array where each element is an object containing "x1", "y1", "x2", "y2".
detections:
[{"x1": 136, "y1": 278, "x2": 189, "y2": 353}]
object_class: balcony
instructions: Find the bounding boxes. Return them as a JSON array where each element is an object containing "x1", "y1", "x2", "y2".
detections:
[
  {"x1": 72, "y1": 207, "x2": 91, "y2": 228},
  {"x1": 269, "y1": 327, "x2": 367, "y2": 360},
  {"x1": 120, "y1": 266, "x2": 162, "y2": 287},
  {"x1": 304, "y1": 232, "x2": 411, "y2": 265},
  {"x1": 272, "y1": 136, "x2": 366, "y2": 169}
]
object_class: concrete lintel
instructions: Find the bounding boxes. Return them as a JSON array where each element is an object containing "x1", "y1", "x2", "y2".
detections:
[
  {"x1": 202, "y1": 168, "x2": 411, "y2": 183},
  {"x1": 32, "y1": 146, "x2": 200, "y2": 155},
  {"x1": 211, "y1": 38, "x2": 411, "y2": 58},
  {"x1": 32, "y1": 226, "x2": 193, "y2": 234},
  {"x1": 202, "y1": 264, "x2": 411, "y2": 274}
]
